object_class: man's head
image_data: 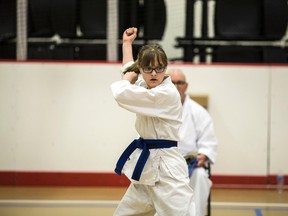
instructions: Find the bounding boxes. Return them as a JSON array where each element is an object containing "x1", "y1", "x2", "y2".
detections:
[{"x1": 169, "y1": 69, "x2": 188, "y2": 103}]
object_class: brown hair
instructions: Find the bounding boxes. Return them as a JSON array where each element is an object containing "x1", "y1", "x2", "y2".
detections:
[{"x1": 124, "y1": 44, "x2": 168, "y2": 74}]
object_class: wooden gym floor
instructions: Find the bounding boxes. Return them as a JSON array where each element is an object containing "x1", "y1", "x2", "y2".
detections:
[{"x1": 0, "y1": 187, "x2": 287, "y2": 216}]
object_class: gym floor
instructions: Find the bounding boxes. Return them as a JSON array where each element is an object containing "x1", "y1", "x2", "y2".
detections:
[{"x1": 0, "y1": 187, "x2": 287, "y2": 216}]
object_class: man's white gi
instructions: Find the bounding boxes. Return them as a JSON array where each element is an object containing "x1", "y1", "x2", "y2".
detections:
[
  {"x1": 178, "y1": 95, "x2": 218, "y2": 216},
  {"x1": 111, "y1": 65, "x2": 196, "y2": 216}
]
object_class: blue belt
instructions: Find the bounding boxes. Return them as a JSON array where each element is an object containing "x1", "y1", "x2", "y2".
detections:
[
  {"x1": 188, "y1": 158, "x2": 198, "y2": 178},
  {"x1": 114, "y1": 137, "x2": 177, "y2": 181}
]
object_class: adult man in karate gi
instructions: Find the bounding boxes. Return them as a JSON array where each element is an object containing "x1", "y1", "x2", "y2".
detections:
[{"x1": 169, "y1": 68, "x2": 218, "y2": 216}]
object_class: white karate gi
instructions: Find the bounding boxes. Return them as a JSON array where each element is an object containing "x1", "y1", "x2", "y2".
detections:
[
  {"x1": 111, "y1": 65, "x2": 196, "y2": 216},
  {"x1": 178, "y1": 95, "x2": 217, "y2": 216}
]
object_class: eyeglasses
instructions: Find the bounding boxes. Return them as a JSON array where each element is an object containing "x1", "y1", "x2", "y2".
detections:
[
  {"x1": 172, "y1": 81, "x2": 186, "y2": 86},
  {"x1": 141, "y1": 66, "x2": 166, "y2": 74}
]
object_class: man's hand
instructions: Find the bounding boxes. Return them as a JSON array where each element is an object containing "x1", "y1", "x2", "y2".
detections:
[{"x1": 196, "y1": 153, "x2": 207, "y2": 167}]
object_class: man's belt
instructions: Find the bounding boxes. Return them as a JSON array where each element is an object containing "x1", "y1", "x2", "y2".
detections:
[
  {"x1": 184, "y1": 153, "x2": 198, "y2": 177},
  {"x1": 114, "y1": 137, "x2": 177, "y2": 181}
]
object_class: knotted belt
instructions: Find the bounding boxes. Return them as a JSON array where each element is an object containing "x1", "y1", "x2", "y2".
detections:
[{"x1": 114, "y1": 137, "x2": 177, "y2": 181}]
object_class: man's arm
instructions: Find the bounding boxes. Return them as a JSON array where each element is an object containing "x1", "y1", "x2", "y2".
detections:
[
  {"x1": 192, "y1": 102, "x2": 218, "y2": 167},
  {"x1": 196, "y1": 118, "x2": 218, "y2": 166}
]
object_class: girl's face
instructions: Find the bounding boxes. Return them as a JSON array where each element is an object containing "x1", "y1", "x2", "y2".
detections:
[{"x1": 139, "y1": 59, "x2": 166, "y2": 89}]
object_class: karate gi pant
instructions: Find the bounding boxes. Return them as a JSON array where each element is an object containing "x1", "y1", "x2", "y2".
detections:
[
  {"x1": 114, "y1": 159, "x2": 196, "y2": 216},
  {"x1": 189, "y1": 167, "x2": 212, "y2": 216}
]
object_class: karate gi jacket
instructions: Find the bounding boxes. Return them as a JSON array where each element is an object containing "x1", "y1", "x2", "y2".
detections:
[
  {"x1": 178, "y1": 95, "x2": 217, "y2": 164},
  {"x1": 111, "y1": 62, "x2": 188, "y2": 185}
]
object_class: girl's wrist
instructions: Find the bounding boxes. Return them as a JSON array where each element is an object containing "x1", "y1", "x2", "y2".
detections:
[{"x1": 123, "y1": 41, "x2": 133, "y2": 46}]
